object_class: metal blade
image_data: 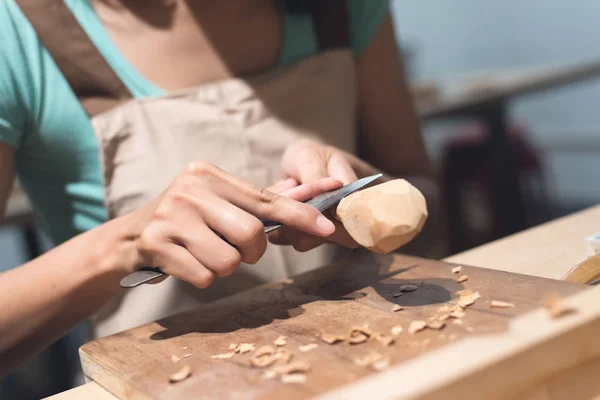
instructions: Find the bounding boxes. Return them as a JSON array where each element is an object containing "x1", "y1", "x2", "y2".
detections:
[{"x1": 120, "y1": 174, "x2": 382, "y2": 288}]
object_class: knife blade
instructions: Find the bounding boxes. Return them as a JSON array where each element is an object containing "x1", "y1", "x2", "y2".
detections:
[{"x1": 119, "y1": 174, "x2": 382, "y2": 288}]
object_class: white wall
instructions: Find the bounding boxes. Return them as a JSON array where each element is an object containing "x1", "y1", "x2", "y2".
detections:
[{"x1": 391, "y1": 0, "x2": 600, "y2": 205}]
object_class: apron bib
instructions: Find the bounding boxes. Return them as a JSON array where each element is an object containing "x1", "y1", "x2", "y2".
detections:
[{"x1": 18, "y1": 0, "x2": 358, "y2": 338}]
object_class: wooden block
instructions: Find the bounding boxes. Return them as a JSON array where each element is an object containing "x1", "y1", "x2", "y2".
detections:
[{"x1": 336, "y1": 179, "x2": 428, "y2": 254}]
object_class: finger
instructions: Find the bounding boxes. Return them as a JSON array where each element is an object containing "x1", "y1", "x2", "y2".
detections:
[
  {"x1": 207, "y1": 170, "x2": 336, "y2": 237},
  {"x1": 170, "y1": 192, "x2": 267, "y2": 265},
  {"x1": 279, "y1": 229, "x2": 325, "y2": 252},
  {"x1": 279, "y1": 178, "x2": 342, "y2": 202},
  {"x1": 327, "y1": 152, "x2": 358, "y2": 185},
  {"x1": 151, "y1": 242, "x2": 216, "y2": 289},
  {"x1": 295, "y1": 150, "x2": 329, "y2": 184},
  {"x1": 174, "y1": 225, "x2": 242, "y2": 278},
  {"x1": 268, "y1": 178, "x2": 298, "y2": 194}
]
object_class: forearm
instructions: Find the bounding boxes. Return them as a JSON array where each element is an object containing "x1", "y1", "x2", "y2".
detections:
[{"x1": 0, "y1": 216, "x2": 137, "y2": 377}]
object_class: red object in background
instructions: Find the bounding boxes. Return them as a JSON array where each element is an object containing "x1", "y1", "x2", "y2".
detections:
[{"x1": 440, "y1": 121, "x2": 552, "y2": 254}]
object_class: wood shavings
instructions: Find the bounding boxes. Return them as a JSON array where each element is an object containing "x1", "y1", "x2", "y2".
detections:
[
  {"x1": 169, "y1": 364, "x2": 192, "y2": 383},
  {"x1": 427, "y1": 320, "x2": 446, "y2": 330},
  {"x1": 457, "y1": 290, "x2": 481, "y2": 308},
  {"x1": 228, "y1": 344, "x2": 237, "y2": 351},
  {"x1": 298, "y1": 343, "x2": 319, "y2": 352},
  {"x1": 255, "y1": 346, "x2": 276, "y2": 357},
  {"x1": 438, "y1": 305, "x2": 454, "y2": 313},
  {"x1": 371, "y1": 358, "x2": 390, "y2": 371},
  {"x1": 272, "y1": 361, "x2": 311, "y2": 375},
  {"x1": 544, "y1": 294, "x2": 576, "y2": 319},
  {"x1": 373, "y1": 334, "x2": 395, "y2": 347},
  {"x1": 452, "y1": 266, "x2": 462, "y2": 274},
  {"x1": 437, "y1": 314, "x2": 450, "y2": 321},
  {"x1": 452, "y1": 319, "x2": 463, "y2": 325},
  {"x1": 236, "y1": 343, "x2": 255, "y2": 354},
  {"x1": 457, "y1": 275, "x2": 469, "y2": 283},
  {"x1": 352, "y1": 325, "x2": 376, "y2": 337},
  {"x1": 392, "y1": 282, "x2": 422, "y2": 297},
  {"x1": 408, "y1": 320, "x2": 427, "y2": 334},
  {"x1": 391, "y1": 304, "x2": 403, "y2": 312},
  {"x1": 321, "y1": 333, "x2": 345, "y2": 344},
  {"x1": 391, "y1": 325, "x2": 403, "y2": 335},
  {"x1": 274, "y1": 336, "x2": 287, "y2": 347},
  {"x1": 261, "y1": 370, "x2": 277, "y2": 380},
  {"x1": 211, "y1": 352, "x2": 235, "y2": 360},
  {"x1": 249, "y1": 354, "x2": 278, "y2": 368},
  {"x1": 349, "y1": 332, "x2": 369, "y2": 344},
  {"x1": 490, "y1": 300, "x2": 515, "y2": 309},
  {"x1": 274, "y1": 349, "x2": 293, "y2": 364},
  {"x1": 354, "y1": 351, "x2": 383, "y2": 367},
  {"x1": 392, "y1": 292, "x2": 403, "y2": 298},
  {"x1": 171, "y1": 355, "x2": 180, "y2": 362},
  {"x1": 182, "y1": 353, "x2": 192, "y2": 358},
  {"x1": 281, "y1": 373, "x2": 307, "y2": 384},
  {"x1": 181, "y1": 346, "x2": 188, "y2": 350},
  {"x1": 450, "y1": 309, "x2": 466, "y2": 319}
]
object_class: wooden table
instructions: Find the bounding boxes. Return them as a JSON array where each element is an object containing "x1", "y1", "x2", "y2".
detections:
[
  {"x1": 45, "y1": 203, "x2": 600, "y2": 400},
  {"x1": 417, "y1": 60, "x2": 600, "y2": 242}
]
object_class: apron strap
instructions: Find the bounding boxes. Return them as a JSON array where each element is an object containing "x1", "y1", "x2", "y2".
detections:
[
  {"x1": 312, "y1": 0, "x2": 350, "y2": 51},
  {"x1": 15, "y1": 0, "x2": 131, "y2": 117}
]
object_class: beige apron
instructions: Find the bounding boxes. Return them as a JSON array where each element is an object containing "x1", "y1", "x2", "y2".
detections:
[{"x1": 18, "y1": 0, "x2": 357, "y2": 338}]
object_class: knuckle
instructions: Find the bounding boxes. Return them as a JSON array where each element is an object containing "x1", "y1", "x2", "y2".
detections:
[
  {"x1": 238, "y1": 218, "x2": 264, "y2": 241},
  {"x1": 138, "y1": 225, "x2": 164, "y2": 258},
  {"x1": 191, "y1": 270, "x2": 215, "y2": 289},
  {"x1": 243, "y1": 238, "x2": 267, "y2": 265},
  {"x1": 185, "y1": 160, "x2": 215, "y2": 177},
  {"x1": 255, "y1": 187, "x2": 278, "y2": 205},
  {"x1": 216, "y1": 251, "x2": 242, "y2": 276}
]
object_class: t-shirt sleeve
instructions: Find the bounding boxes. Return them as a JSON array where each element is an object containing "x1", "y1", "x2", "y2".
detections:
[
  {"x1": 347, "y1": 0, "x2": 390, "y2": 55},
  {"x1": 0, "y1": 1, "x2": 34, "y2": 149}
]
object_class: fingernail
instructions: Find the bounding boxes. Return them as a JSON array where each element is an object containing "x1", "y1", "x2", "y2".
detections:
[{"x1": 317, "y1": 215, "x2": 335, "y2": 235}]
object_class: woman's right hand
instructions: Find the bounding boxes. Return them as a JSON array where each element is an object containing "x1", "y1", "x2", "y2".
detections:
[{"x1": 122, "y1": 161, "x2": 341, "y2": 288}]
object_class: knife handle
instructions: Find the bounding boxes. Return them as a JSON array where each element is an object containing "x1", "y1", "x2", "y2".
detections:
[{"x1": 562, "y1": 253, "x2": 600, "y2": 284}]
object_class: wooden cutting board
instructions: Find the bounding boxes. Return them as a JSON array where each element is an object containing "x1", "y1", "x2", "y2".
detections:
[{"x1": 80, "y1": 252, "x2": 586, "y2": 400}]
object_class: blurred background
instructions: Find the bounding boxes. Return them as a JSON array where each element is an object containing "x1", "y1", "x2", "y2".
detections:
[{"x1": 2, "y1": 0, "x2": 600, "y2": 398}]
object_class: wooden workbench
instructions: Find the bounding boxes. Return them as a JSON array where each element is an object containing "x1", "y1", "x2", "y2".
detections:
[{"x1": 45, "y1": 203, "x2": 600, "y2": 400}]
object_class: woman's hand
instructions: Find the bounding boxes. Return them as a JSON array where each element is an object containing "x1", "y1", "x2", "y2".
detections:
[
  {"x1": 125, "y1": 161, "x2": 342, "y2": 288},
  {"x1": 271, "y1": 140, "x2": 379, "y2": 252}
]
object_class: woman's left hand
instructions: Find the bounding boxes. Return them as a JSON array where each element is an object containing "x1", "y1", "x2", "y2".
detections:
[{"x1": 270, "y1": 140, "x2": 364, "y2": 251}]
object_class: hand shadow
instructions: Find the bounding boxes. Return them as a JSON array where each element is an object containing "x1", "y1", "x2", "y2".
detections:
[{"x1": 149, "y1": 251, "x2": 454, "y2": 341}]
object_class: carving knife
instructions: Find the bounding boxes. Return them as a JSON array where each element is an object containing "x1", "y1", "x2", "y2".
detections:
[{"x1": 119, "y1": 174, "x2": 382, "y2": 288}]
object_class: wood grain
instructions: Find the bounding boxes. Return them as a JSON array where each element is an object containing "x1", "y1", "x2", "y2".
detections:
[
  {"x1": 80, "y1": 252, "x2": 585, "y2": 400},
  {"x1": 562, "y1": 253, "x2": 600, "y2": 284}
]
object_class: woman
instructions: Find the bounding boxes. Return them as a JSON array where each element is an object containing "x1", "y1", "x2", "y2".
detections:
[{"x1": 0, "y1": 0, "x2": 440, "y2": 375}]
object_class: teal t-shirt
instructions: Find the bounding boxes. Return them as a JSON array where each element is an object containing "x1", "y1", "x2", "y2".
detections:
[{"x1": 0, "y1": 0, "x2": 389, "y2": 245}]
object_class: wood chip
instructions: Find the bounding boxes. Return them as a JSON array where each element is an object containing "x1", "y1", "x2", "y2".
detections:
[
  {"x1": 490, "y1": 300, "x2": 515, "y2": 309},
  {"x1": 261, "y1": 370, "x2": 278, "y2": 380},
  {"x1": 211, "y1": 352, "x2": 235, "y2": 360},
  {"x1": 281, "y1": 373, "x2": 307, "y2": 384},
  {"x1": 398, "y1": 284, "x2": 420, "y2": 293},
  {"x1": 408, "y1": 320, "x2": 427, "y2": 334},
  {"x1": 236, "y1": 343, "x2": 255, "y2": 354},
  {"x1": 354, "y1": 351, "x2": 383, "y2": 367},
  {"x1": 249, "y1": 354, "x2": 278, "y2": 368},
  {"x1": 371, "y1": 358, "x2": 390, "y2": 371},
  {"x1": 457, "y1": 290, "x2": 481, "y2": 308},
  {"x1": 437, "y1": 305, "x2": 454, "y2": 313},
  {"x1": 298, "y1": 343, "x2": 319, "y2": 352},
  {"x1": 169, "y1": 364, "x2": 192, "y2": 383},
  {"x1": 391, "y1": 325, "x2": 403, "y2": 335},
  {"x1": 349, "y1": 332, "x2": 369, "y2": 344},
  {"x1": 228, "y1": 344, "x2": 237, "y2": 351},
  {"x1": 374, "y1": 334, "x2": 395, "y2": 347},
  {"x1": 392, "y1": 292, "x2": 403, "y2": 298},
  {"x1": 391, "y1": 304, "x2": 404, "y2": 312},
  {"x1": 544, "y1": 295, "x2": 576, "y2": 319},
  {"x1": 437, "y1": 314, "x2": 451, "y2": 321},
  {"x1": 272, "y1": 361, "x2": 311, "y2": 375},
  {"x1": 452, "y1": 319, "x2": 463, "y2": 325},
  {"x1": 427, "y1": 320, "x2": 446, "y2": 330},
  {"x1": 352, "y1": 325, "x2": 376, "y2": 337},
  {"x1": 181, "y1": 346, "x2": 188, "y2": 350},
  {"x1": 274, "y1": 336, "x2": 287, "y2": 347},
  {"x1": 255, "y1": 346, "x2": 276, "y2": 357},
  {"x1": 452, "y1": 266, "x2": 462, "y2": 274},
  {"x1": 171, "y1": 355, "x2": 180, "y2": 363},
  {"x1": 450, "y1": 309, "x2": 466, "y2": 319},
  {"x1": 274, "y1": 349, "x2": 294, "y2": 364},
  {"x1": 457, "y1": 275, "x2": 469, "y2": 283},
  {"x1": 182, "y1": 353, "x2": 193, "y2": 358},
  {"x1": 321, "y1": 333, "x2": 344, "y2": 344}
]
